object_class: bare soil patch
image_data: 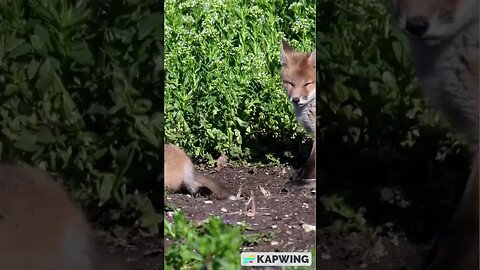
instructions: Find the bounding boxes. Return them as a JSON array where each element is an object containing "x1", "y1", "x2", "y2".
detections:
[{"x1": 165, "y1": 165, "x2": 317, "y2": 253}]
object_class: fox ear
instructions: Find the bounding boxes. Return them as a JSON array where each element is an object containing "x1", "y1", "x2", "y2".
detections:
[
  {"x1": 280, "y1": 39, "x2": 293, "y2": 66},
  {"x1": 308, "y1": 51, "x2": 316, "y2": 68},
  {"x1": 280, "y1": 54, "x2": 288, "y2": 67},
  {"x1": 281, "y1": 39, "x2": 293, "y2": 53}
]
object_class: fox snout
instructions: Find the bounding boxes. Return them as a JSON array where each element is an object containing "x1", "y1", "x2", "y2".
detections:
[
  {"x1": 280, "y1": 39, "x2": 316, "y2": 107},
  {"x1": 389, "y1": 0, "x2": 479, "y2": 45},
  {"x1": 290, "y1": 95, "x2": 307, "y2": 105},
  {"x1": 288, "y1": 89, "x2": 315, "y2": 106}
]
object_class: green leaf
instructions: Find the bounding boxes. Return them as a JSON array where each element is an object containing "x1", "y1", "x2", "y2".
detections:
[
  {"x1": 34, "y1": 24, "x2": 52, "y2": 50},
  {"x1": 139, "y1": 212, "x2": 162, "y2": 233},
  {"x1": 27, "y1": 59, "x2": 41, "y2": 80},
  {"x1": 67, "y1": 42, "x2": 94, "y2": 66},
  {"x1": 5, "y1": 37, "x2": 25, "y2": 52},
  {"x1": 392, "y1": 41, "x2": 402, "y2": 64},
  {"x1": 137, "y1": 121, "x2": 159, "y2": 148},
  {"x1": 30, "y1": 35, "x2": 48, "y2": 57},
  {"x1": 137, "y1": 13, "x2": 162, "y2": 41},
  {"x1": 117, "y1": 144, "x2": 131, "y2": 161},
  {"x1": 14, "y1": 130, "x2": 38, "y2": 152},
  {"x1": 36, "y1": 127, "x2": 56, "y2": 144},
  {"x1": 94, "y1": 148, "x2": 108, "y2": 160},
  {"x1": 35, "y1": 58, "x2": 53, "y2": 90},
  {"x1": 9, "y1": 44, "x2": 33, "y2": 58},
  {"x1": 98, "y1": 173, "x2": 116, "y2": 204},
  {"x1": 382, "y1": 71, "x2": 396, "y2": 86},
  {"x1": 77, "y1": 132, "x2": 98, "y2": 144},
  {"x1": 5, "y1": 84, "x2": 18, "y2": 95}
]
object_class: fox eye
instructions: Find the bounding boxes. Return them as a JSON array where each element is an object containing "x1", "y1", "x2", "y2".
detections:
[
  {"x1": 283, "y1": 81, "x2": 294, "y2": 86},
  {"x1": 304, "y1": 82, "x2": 313, "y2": 86}
]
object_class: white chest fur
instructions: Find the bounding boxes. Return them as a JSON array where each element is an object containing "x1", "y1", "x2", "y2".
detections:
[
  {"x1": 293, "y1": 98, "x2": 316, "y2": 137},
  {"x1": 408, "y1": 19, "x2": 479, "y2": 145}
]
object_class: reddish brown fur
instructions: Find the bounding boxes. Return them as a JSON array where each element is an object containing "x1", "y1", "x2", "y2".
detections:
[
  {"x1": 280, "y1": 40, "x2": 316, "y2": 189},
  {"x1": 0, "y1": 164, "x2": 127, "y2": 270},
  {"x1": 164, "y1": 144, "x2": 234, "y2": 200},
  {"x1": 280, "y1": 47, "x2": 316, "y2": 104}
]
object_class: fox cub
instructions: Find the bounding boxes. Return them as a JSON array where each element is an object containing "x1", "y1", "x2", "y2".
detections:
[
  {"x1": 0, "y1": 164, "x2": 127, "y2": 270},
  {"x1": 388, "y1": 0, "x2": 479, "y2": 269},
  {"x1": 163, "y1": 144, "x2": 236, "y2": 200},
  {"x1": 280, "y1": 39, "x2": 316, "y2": 191}
]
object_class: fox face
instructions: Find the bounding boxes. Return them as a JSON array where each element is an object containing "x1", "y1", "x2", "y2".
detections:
[
  {"x1": 280, "y1": 40, "x2": 316, "y2": 107},
  {"x1": 387, "y1": 0, "x2": 479, "y2": 45}
]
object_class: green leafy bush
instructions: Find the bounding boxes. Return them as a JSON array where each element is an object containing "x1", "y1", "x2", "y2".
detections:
[
  {"x1": 164, "y1": 0, "x2": 315, "y2": 162},
  {"x1": 165, "y1": 210, "x2": 316, "y2": 269},
  {"x1": 0, "y1": 0, "x2": 163, "y2": 231},
  {"x1": 164, "y1": 211, "x2": 243, "y2": 269}
]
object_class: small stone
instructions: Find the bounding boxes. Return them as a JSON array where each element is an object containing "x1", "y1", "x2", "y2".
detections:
[
  {"x1": 320, "y1": 253, "x2": 331, "y2": 260},
  {"x1": 302, "y1": 224, "x2": 316, "y2": 232}
]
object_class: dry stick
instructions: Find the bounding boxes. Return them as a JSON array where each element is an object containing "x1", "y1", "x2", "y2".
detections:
[
  {"x1": 246, "y1": 190, "x2": 256, "y2": 217},
  {"x1": 259, "y1": 185, "x2": 270, "y2": 197}
]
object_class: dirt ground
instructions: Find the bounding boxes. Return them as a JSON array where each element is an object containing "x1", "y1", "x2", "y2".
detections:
[
  {"x1": 98, "y1": 162, "x2": 448, "y2": 270},
  {"x1": 101, "y1": 236, "x2": 163, "y2": 270},
  {"x1": 165, "y1": 165, "x2": 317, "y2": 252}
]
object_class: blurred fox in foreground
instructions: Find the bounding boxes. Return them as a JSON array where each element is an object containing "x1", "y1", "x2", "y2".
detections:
[
  {"x1": 0, "y1": 164, "x2": 128, "y2": 270},
  {"x1": 388, "y1": 0, "x2": 479, "y2": 269}
]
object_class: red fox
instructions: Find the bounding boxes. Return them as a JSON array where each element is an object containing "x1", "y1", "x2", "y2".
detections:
[
  {"x1": 0, "y1": 164, "x2": 127, "y2": 270},
  {"x1": 163, "y1": 144, "x2": 236, "y2": 200},
  {"x1": 388, "y1": 0, "x2": 479, "y2": 269},
  {"x1": 280, "y1": 39, "x2": 316, "y2": 191}
]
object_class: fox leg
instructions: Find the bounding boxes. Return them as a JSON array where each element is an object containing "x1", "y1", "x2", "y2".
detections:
[
  {"x1": 424, "y1": 149, "x2": 479, "y2": 270},
  {"x1": 283, "y1": 140, "x2": 316, "y2": 191},
  {"x1": 299, "y1": 139, "x2": 316, "y2": 180}
]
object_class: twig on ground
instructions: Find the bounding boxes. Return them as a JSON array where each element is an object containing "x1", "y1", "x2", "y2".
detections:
[
  {"x1": 246, "y1": 190, "x2": 256, "y2": 217},
  {"x1": 259, "y1": 185, "x2": 270, "y2": 197}
]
